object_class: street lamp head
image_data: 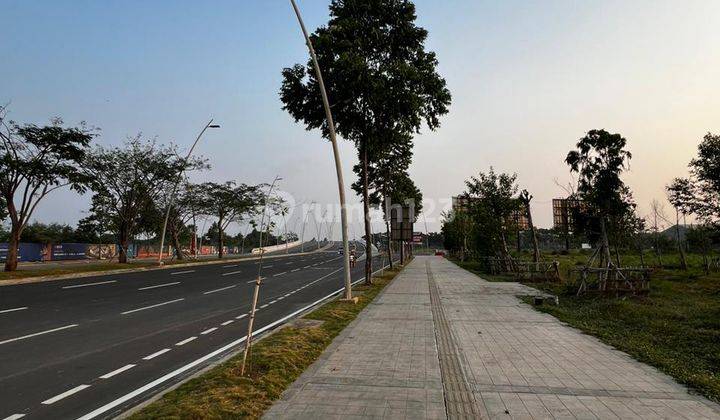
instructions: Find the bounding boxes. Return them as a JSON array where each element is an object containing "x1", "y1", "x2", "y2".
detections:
[{"x1": 208, "y1": 124, "x2": 221, "y2": 128}]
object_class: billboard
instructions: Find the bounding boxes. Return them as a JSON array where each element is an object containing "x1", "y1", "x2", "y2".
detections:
[{"x1": 0, "y1": 243, "x2": 44, "y2": 262}]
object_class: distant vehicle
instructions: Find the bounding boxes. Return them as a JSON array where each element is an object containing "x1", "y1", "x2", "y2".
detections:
[{"x1": 434, "y1": 249, "x2": 445, "y2": 256}]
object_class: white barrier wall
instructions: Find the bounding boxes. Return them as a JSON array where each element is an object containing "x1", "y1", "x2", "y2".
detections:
[{"x1": 251, "y1": 240, "x2": 303, "y2": 255}]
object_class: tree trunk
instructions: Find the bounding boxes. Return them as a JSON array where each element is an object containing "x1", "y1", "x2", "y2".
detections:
[
  {"x1": 362, "y1": 147, "x2": 373, "y2": 285},
  {"x1": 526, "y1": 204, "x2": 540, "y2": 264},
  {"x1": 218, "y1": 213, "x2": 225, "y2": 259},
  {"x1": 4, "y1": 227, "x2": 20, "y2": 272},
  {"x1": 386, "y1": 219, "x2": 393, "y2": 269},
  {"x1": 118, "y1": 227, "x2": 130, "y2": 264},
  {"x1": 675, "y1": 210, "x2": 687, "y2": 270},
  {"x1": 600, "y1": 217, "x2": 611, "y2": 268},
  {"x1": 171, "y1": 225, "x2": 183, "y2": 260}
]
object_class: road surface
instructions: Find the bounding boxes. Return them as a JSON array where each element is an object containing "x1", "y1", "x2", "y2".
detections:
[{"x1": 0, "y1": 242, "x2": 386, "y2": 420}]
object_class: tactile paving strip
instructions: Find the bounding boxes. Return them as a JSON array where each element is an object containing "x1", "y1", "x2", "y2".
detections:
[{"x1": 426, "y1": 260, "x2": 482, "y2": 419}]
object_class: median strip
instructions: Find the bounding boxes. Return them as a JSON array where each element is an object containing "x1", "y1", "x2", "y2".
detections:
[
  {"x1": 121, "y1": 299, "x2": 185, "y2": 315},
  {"x1": 0, "y1": 324, "x2": 78, "y2": 345}
]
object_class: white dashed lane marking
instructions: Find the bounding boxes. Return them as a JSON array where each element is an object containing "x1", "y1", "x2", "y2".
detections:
[
  {"x1": 0, "y1": 307, "x2": 28, "y2": 314},
  {"x1": 221, "y1": 320, "x2": 234, "y2": 326},
  {"x1": 221, "y1": 270, "x2": 242, "y2": 276},
  {"x1": 42, "y1": 384, "x2": 91, "y2": 405},
  {"x1": 0, "y1": 324, "x2": 78, "y2": 346},
  {"x1": 138, "y1": 282, "x2": 179, "y2": 291},
  {"x1": 142, "y1": 348, "x2": 171, "y2": 360},
  {"x1": 204, "y1": 285, "x2": 237, "y2": 294},
  {"x1": 99, "y1": 364, "x2": 135, "y2": 379},
  {"x1": 3, "y1": 414, "x2": 26, "y2": 420},
  {"x1": 274, "y1": 272, "x2": 287, "y2": 277},
  {"x1": 222, "y1": 264, "x2": 238, "y2": 268},
  {"x1": 260, "y1": 304, "x2": 269, "y2": 309},
  {"x1": 175, "y1": 336, "x2": 197, "y2": 346},
  {"x1": 170, "y1": 270, "x2": 195, "y2": 275},
  {"x1": 62, "y1": 280, "x2": 117, "y2": 289},
  {"x1": 121, "y1": 299, "x2": 184, "y2": 315},
  {"x1": 236, "y1": 314, "x2": 248, "y2": 320},
  {"x1": 201, "y1": 327, "x2": 218, "y2": 335}
]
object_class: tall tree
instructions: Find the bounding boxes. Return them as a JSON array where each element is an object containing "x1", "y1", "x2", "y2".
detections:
[
  {"x1": 83, "y1": 136, "x2": 203, "y2": 263},
  {"x1": 0, "y1": 108, "x2": 94, "y2": 271},
  {"x1": 197, "y1": 182, "x2": 263, "y2": 259},
  {"x1": 565, "y1": 129, "x2": 633, "y2": 267},
  {"x1": 280, "y1": 0, "x2": 451, "y2": 284},
  {"x1": 666, "y1": 177, "x2": 696, "y2": 270}
]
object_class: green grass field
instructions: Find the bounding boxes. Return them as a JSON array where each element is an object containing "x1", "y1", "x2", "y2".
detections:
[{"x1": 454, "y1": 251, "x2": 720, "y2": 403}]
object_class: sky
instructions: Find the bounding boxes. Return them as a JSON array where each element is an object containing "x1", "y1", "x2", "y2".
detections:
[{"x1": 2, "y1": 0, "x2": 719, "y2": 238}]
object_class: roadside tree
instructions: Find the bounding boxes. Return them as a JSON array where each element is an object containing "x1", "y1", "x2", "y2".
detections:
[
  {"x1": 0, "y1": 107, "x2": 95, "y2": 271},
  {"x1": 280, "y1": 0, "x2": 451, "y2": 284}
]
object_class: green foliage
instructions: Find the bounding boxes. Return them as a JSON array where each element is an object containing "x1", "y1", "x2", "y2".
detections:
[
  {"x1": 83, "y1": 136, "x2": 206, "y2": 261},
  {"x1": 0, "y1": 106, "x2": 95, "y2": 269},
  {"x1": 689, "y1": 133, "x2": 720, "y2": 223}
]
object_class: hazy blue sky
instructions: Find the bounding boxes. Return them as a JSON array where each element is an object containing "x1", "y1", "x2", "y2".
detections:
[{"x1": 3, "y1": 0, "x2": 719, "y2": 237}]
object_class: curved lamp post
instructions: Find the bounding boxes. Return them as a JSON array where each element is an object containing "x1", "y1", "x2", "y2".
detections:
[
  {"x1": 289, "y1": 0, "x2": 353, "y2": 301},
  {"x1": 158, "y1": 119, "x2": 220, "y2": 266}
]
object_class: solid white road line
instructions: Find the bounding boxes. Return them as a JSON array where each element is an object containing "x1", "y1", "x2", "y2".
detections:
[
  {"x1": 62, "y1": 280, "x2": 117, "y2": 289},
  {"x1": 142, "y1": 348, "x2": 171, "y2": 360},
  {"x1": 221, "y1": 270, "x2": 242, "y2": 276},
  {"x1": 170, "y1": 270, "x2": 195, "y2": 275},
  {"x1": 99, "y1": 364, "x2": 136, "y2": 379},
  {"x1": 0, "y1": 324, "x2": 78, "y2": 346},
  {"x1": 121, "y1": 298, "x2": 184, "y2": 315},
  {"x1": 3, "y1": 414, "x2": 26, "y2": 420},
  {"x1": 221, "y1": 320, "x2": 234, "y2": 326},
  {"x1": 200, "y1": 327, "x2": 218, "y2": 335},
  {"x1": 291, "y1": 268, "x2": 300, "y2": 272},
  {"x1": 222, "y1": 264, "x2": 238, "y2": 268},
  {"x1": 260, "y1": 304, "x2": 269, "y2": 309},
  {"x1": 74, "y1": 261, "x2": 395, "y2": 420},
  {"x1": 138, "y1": 282, "x2": 180, "y2": 291},
  {"x1": 42, "y1": 384, "x2": 91, "y2": 405},
  {"x1": 235, "y1": 314, "x2": 248, "y2": 319},
  {"x1": 0, "y1": 307, "x2": 28, "y2": 314},
  {"x1": 203, "y1": 285, "x2": 237, "y2": 294},
  {"x1": 175, "y1": 336, "x2": 197, "y2": 346}
]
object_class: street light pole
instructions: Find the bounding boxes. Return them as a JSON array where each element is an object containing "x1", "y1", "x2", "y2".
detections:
[
  {"x1": 241, "y1": 175, "x2": 282, "y2": 375},
  {"x1": 158, "y1": 119, "x2": 220, "y2": 266},
  {"x1": 290, "y1": 0, "x2": 353, "y2": 301}
]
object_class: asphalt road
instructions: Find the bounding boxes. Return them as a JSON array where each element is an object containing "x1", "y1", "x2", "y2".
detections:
[{"x1": 0, "y1": 241, "x2": 388, "y2": 420}]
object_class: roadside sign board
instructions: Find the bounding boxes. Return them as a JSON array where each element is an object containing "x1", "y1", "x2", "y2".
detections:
[{"x1": 390, "y1": 206, "x2": 414, "y2": 242}]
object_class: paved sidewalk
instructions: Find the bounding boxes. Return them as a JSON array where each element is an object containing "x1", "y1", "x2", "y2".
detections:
[{"x1": 265, "y1": 256, "x2": 720, "y2": 419}]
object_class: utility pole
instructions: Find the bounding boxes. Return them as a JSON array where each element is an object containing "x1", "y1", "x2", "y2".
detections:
[
  {"x1": 158, "y1": 119, "x2": 220, "y2": 265},
  {"x1": 241, "y1": 175, "x2": 282, "y2": 375},
  {"x1": 290, "y1": 0, "x2": 354, "y2": 302}
]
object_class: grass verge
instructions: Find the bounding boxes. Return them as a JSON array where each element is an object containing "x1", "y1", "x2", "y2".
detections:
[{"x1": 128, "y1": 265, "x2": 404, "y2": 419}]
